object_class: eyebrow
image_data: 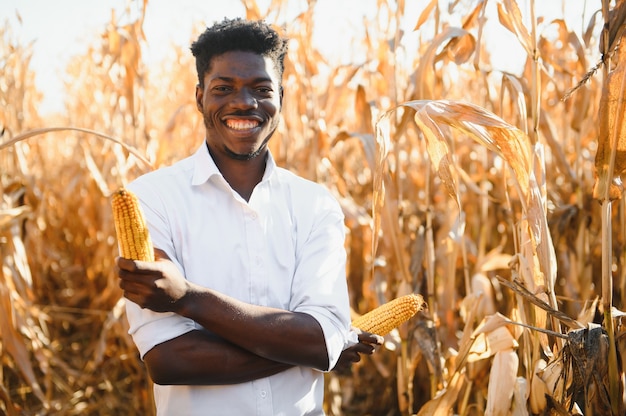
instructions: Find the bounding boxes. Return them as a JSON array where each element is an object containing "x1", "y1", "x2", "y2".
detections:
[{"x1": 209, "y1": 75, "x2": 274, "y2": 84}]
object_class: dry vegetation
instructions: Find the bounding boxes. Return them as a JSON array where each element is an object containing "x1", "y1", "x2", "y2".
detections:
[{"x1": 2, "y1": 0, "x2": 626, "y2": 414}]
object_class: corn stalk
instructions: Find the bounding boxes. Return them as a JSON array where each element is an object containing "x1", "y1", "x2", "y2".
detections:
[{"x1": 593, "y1": 0, "x2": 626, "y2": 413}]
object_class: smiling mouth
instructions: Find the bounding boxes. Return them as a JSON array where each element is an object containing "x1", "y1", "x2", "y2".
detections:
[{"x1": 225, "y1": 119, "x2": 260, "y2": 130}]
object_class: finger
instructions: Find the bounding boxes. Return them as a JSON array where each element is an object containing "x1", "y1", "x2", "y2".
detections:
[
  {"x1": 119, "y1": 277, "x2": 150, "y2": 296},
  {"x1": 358, "y1": 331, "x2": 384, "y2": 345},
  {"x1": 154, "y1": 248, "x2": 170, "y2": 261},
  {"x1": 332, "y1": 360, "x2": 352, "y2": 374},
  {"x1": 354, "y1": 343, "x2": 376, "y2": 355},
  {"x1": 118, "y1": 257, "x2": 166, "y2": 278},
  {"x1": 118, "y1": 267, "x2": 146, "y2": 284},
  {"x1": 122, "y1": 291, "x2": 145, "y2": 307},
  {"x1": 120, "y1": 278, "x2": 157, "y2": 307},
  {"x1": 116, "y1": 256, "x2": 138, "y2": 272},
  {"x1": 117, "y1": 256, "x2": 158, "y2": 270},
  {"x1": 343, "y1": 351, "x2": 360, "y2": 363},
  {"x1": 345, "y1": 343, "x2": 375, "y2": 356}
]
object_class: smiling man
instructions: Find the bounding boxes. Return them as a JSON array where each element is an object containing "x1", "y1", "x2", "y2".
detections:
[{"x1": 115, "y1": 18, "x2": 381, "y2": 416}]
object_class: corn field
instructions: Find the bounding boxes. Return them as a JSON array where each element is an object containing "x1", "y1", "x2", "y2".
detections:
[{"x1": 2, "y1": 0, "x2": 626, "y2": 414}]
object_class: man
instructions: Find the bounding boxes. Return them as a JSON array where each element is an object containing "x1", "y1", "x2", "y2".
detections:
[{"x1": 116, "y1": 17, "x2": 381, "y2": 415}]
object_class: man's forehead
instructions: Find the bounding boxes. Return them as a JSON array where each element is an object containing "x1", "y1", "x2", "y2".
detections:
[{"x1": 206, "y1": 51, "x2": 279, "y2": 80}]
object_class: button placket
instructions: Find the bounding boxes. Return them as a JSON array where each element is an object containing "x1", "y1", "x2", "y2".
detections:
[
  {"x1": 245, "y1": 206, "x2": 266, "y2": 305},
  {"x1": 253, "y1": 378, "x2": 273, "y2": 415}
]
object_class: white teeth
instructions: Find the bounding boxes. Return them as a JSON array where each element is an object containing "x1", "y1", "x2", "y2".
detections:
[{"x1": 226, "y1": 120, "x2": 258, "y2": 130}]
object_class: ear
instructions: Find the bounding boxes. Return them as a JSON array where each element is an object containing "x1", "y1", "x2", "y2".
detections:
[{"x1": 195, "y1": 84, "x2": 203, "y2": 112}]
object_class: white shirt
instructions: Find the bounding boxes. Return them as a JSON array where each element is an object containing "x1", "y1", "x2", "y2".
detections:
[{"x1": 124, "y1": 144, "x2": 352, "y2": 416}]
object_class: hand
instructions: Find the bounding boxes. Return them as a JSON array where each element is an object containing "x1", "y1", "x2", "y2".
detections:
[
  {"x1": 332, "y1": 327, "x2": 383, "y2": 374},
  {"x1": 116, "y1": 248, "x2": 189, "y2": 313}
]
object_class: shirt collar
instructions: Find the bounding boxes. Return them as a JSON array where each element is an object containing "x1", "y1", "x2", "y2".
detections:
[{"x1": 191, "y1": 143, "x2": 277, "y2": 186}]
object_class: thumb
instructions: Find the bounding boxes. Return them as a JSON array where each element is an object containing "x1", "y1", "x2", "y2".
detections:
[{"x1": 154, "y1": 248, "x2": 171, "y2": 261}]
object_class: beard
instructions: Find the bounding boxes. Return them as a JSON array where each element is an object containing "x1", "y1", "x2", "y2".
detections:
[
  {"x1": 204, "y1": 114, "x2": 279, "y2": 161},
  {"x1": 224, "y1": 143, "x2": 266, "y2": 161}
]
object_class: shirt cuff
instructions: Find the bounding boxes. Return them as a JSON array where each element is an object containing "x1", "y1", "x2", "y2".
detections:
[
  {"x1": 301, "y1": 309, "x2": 351, "y2": 371},
  {"x1": 125, "y1": 299, "x2": 197, "y2": 359}
]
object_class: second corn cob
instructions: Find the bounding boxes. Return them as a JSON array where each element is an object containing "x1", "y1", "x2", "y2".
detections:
[
  {"x1": 351, "y1": 293, "x2": 424, "y2": 336},
  {"x1": 111, "y1": 187, "x2": 154, "y2": 262}
]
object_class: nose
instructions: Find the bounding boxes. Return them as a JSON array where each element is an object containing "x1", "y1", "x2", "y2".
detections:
[{"x1": 231, "y1": 88, "x2": 257, "y2": 109}]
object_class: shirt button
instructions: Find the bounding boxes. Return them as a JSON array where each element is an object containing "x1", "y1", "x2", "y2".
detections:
[{"x1": 260, "y1": 390, "x2": 267, "y2": 398}]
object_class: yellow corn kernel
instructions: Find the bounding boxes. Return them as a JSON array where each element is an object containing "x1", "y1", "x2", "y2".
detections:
[
  {"x1": 351, "y1": 294, "x2": 424, "y2": 336},
  {"x1": 111, "y1": 188, "x2": 154, "y2": 262}
]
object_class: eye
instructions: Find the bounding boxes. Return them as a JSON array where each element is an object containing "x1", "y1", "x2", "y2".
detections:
[
  {"x1": 255, "y1": 86, "x2": 274, "y2": 96},
  {"x1": 212, "y1": 85, "x2": 232, "y2": 93}
]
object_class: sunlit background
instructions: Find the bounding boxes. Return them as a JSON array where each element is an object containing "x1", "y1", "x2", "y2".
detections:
[
  {"x1": 2, "y1": 1, "x2": 620, "y2": 415},
  {"x1": 2, "y1": 0, "x2": 590, "y2": 115}
]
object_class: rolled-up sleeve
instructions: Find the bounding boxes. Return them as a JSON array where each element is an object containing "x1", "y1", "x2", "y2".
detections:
[
  {"x1": 124, "y1": 180, "x2": 197, "y2": 359},
  {"x1": 289, "y1": 193, "x2": 352, "y2": 371}
]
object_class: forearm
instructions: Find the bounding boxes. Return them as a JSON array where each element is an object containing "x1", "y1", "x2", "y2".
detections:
[
  {"x1": 118, "y1": 252, "x2": 335, "y2": 371},
  {"x1": 144, "y1": 329, "x2": 292, "y2": 385},
  {"x1": 176, "y1": 285, "x2": 330, "y2": 370}
]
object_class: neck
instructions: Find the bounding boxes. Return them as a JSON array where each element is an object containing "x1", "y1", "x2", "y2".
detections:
[{"x1": 207, "y1": 144, "x2": 267, "y2": 201}]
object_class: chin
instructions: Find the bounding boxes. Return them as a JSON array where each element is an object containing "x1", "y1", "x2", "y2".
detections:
[{"x1": 226, "y1": 147, "x2": 263, "y2": 161}]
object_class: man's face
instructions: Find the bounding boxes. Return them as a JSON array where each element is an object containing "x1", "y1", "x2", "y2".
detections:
[{"x1": 196, "y1": 50, "x2": 283, "y2": 161}]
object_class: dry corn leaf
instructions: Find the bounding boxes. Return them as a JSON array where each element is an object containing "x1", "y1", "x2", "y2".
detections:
[
  {"x1": 576, "y1": 298, "x2": 600, "y2": 326},
  {"x1": 476, "y1": 248, "x2": 513, "y2": 273},
  {"x1": 599, "y1": 0, "x2": 626, "y2": 56},
  {"x1": 0, "y1": 285, "x2": 46, "y2": 405},
  {"x1": 500, "y1": 73, "x2": 528, "y2": 133},
  {"x1": 0, "y1": 382, "x2": 18, "y2": 416},
  {"x1": 539, "y1": 111, "x2": 577, "y2": 183},
  {"x1": 530, "y1": 359, "x2": 550, "y2": 413},
  {"x1": 564, "y1": 324, "x2": 612, "y2": 414},
  {"x1": 9, "y1": 225, "x2": 33, "y2": 289},
  {"x1": 354, "y1": 84, "x2": 373, "y2": 134},
  {"x1": 106, "y1": 23, "x2": 121, "y2": 57},
  {"x1": 539, "y1": 358, "x2": 566, "y2": 406},
  {"x1": 378, "y1": 98, "x2": 557, "y2": 298},
  {"x1": 2, "y1": 1, "x2": 614, "y2": 413},
  {"x1": 411, "y1": 107, "x2": 459, "y2": 205},
  {"x1": 460, "y1": 1, "x2": 485, "y2": 32},
  {"x1": 497, "y1": 0, "x2": 533, "y2": 56},
  {"x1": 242, "y1": 0, "x2": 264, "y2": 20},
  {"x1": 416, "y1": 371, "x2": 465, "y2": 416},
  {"x1": 440, "y1": 30, "x2": 476, "y2": 65},
  {"x1": 594, "y1": 31, "x2": 626, "y2": 201},
  {"x1": 413, "y1": 0, "x2": 438, "y2": 31},
  {"x1": 468, "y1": 326, "x2": 517, "y2": 363},
  {"x1": 414, "y1": 27, "x2": 475, "y2": 99},
  {"x1": 0, "y1": 127, "x2": 153, "y2": 168},
  {"x1": 513, "y1": 376, "x2": 529, "y2": 416},
  {"x1": 419, "y1": 278, "x2": 483, "y2": 415},
  {"x1": 486, "y1": 349, "x2": 519, "y2": 416},
  {"x1": 468, "y1": 273, "x2": 496, "y2": 320},
  {"x1": 496, "y1": 275, "x2": 584, "y2": 330},
  {"x1": 372, "y1": 117, "x2": 391, "y2": 257},
  {"x1": 472, "y1": 312, "x2": 513, "y2": 337},
  {"x1": 582, "y1": 8, "x2": 602, "y2": 47},
  {"x1": 82, "y1": 143, "x2": 109, "y2": 197},
  {"x1": 385, "y1": 99, "x2": 532, "y2": 202},
  {"x1": 0, "y1": 206, "x2": 30, "y2": 230},
  {"x1": 466, "y1": 332, "x2": 494, "y2": 363}
]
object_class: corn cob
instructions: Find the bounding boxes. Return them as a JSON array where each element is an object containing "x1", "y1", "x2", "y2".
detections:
[
  {"x1": 111, "y1": 187, "x2": 154, "y2": 262},
  {"x1": 351, "y1": 294, "x2": 424, "y2": 336}
]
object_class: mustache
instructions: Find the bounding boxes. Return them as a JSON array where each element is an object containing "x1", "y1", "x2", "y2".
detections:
[{"x1": 228, "y1": 111, "x2": 260, "y2": 118}]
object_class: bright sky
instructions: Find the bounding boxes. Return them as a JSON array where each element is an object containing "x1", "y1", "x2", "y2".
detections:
[{"x1": 1, "y1": 0, "x2": 595, "y2": 115}]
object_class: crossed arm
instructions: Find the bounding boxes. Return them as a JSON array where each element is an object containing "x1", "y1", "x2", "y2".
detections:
[{"x1": 116, "y1": 252, "x2": 382, "y2": 385}]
